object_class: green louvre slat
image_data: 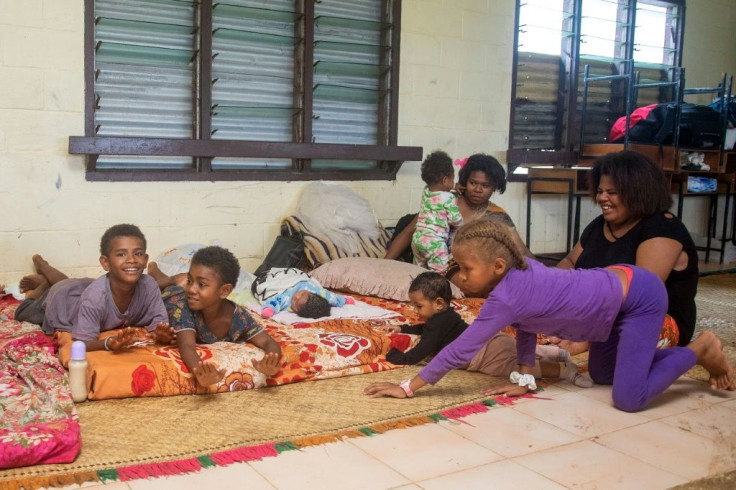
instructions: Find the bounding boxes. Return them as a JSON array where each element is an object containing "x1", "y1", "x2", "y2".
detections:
[
  {"x1": 311, "y1": 160, "x2": 378, "y2": 170},
  {"x1": 313, "y1": 61, "x2": 382, "y2": 78},
  {"x1": 314, "y1": 15, "x2": 384, "y2": 32},
  {"x1": 212, "y1": 106, "x2": 295, "y2": 118},
  {"x1": 213, "y1": 3, "x2": 296, "y2": 23},
  {"x1": 313, "y1": 84, "x2": 378, "y2": 104},
  {"x1": 314, "y1": 40, "x2": 385, "y2": 54},
  {"x1": 96, "y1": 42, "x2": 193, "y2": 66},
  {"x1": 212, "y1": 28, "x2": 294, "y2": 46},
  {"x1": 96, "y1": 16, "x2": 194, "y2": 33}
]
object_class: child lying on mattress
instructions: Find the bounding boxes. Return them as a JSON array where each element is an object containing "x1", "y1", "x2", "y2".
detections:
[
  {"x1": 380, "y1": 271, "x2": 592, "y2": 387},
  {"x1": 251, "y1": 267, "x2": 355, "y2": 319},
  {"x1": 148, "y1": 246, "x2": 282, "y2": 387},
  {"x1": 14, "y1": 224, "x2": 174, "y2": 352}
]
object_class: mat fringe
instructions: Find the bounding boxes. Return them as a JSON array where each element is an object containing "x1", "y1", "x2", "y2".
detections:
[{"x1": 0, "y1": 392, "x2": 551, "y2": 490}]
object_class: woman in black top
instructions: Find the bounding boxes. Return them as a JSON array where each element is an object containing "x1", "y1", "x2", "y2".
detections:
[{"x1": 558, "y1": 151, "x2": 698, "y2": 347}]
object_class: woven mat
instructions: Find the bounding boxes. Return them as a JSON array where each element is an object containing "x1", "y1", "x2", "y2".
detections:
[
  {"x1": 0, "y1": 367, "x2": 531, "y2": 489},
  {"x1": 2, "y1": 273, "x2": 733, "y2": 489},
  {"x1": 685, "y1": 272, "x2": 736, "y2": 382}
]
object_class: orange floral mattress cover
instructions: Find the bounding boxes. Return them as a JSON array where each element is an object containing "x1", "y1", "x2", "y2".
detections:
[{"x1": 55, "y1": 296, "x2": 486, "y2": 400}]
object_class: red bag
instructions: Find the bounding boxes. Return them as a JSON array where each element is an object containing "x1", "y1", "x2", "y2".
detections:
[{"x1": 608, "y1": 104, "x2": 658, "y2": 142}]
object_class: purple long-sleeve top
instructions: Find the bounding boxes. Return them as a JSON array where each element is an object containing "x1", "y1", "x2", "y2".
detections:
[{"x1": 419, "y1": 258, "x2": 623, "y2": 385}]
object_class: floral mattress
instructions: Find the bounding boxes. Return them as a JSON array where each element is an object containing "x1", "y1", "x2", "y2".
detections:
[{"x1": 52, "y1": 295, "x2": 485, "y2": 400}]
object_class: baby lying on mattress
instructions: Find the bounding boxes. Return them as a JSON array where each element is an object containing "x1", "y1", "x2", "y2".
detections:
[{"x1": 251, "y1": 267, "x2": 355, "y2": 319}]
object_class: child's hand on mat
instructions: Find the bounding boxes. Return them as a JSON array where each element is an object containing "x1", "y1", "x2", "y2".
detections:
[
  {"x1": 378, "y1": 325, "x2": 401, "y2": 334},
  {"x1": 252, "y1": 352, "x2": 282, "y2": 377},
  {"x1": 107, "y1": 327, "x2": 140, "y2": 351},
  {"x1": 363, "y1": 382, "x2": 407, "y2": 399},
  {"x1": 481, "y1": 383, "x2": 529, "y2": 398},
  {"x1": 148, "y1": 322, "x2": 176, "y2": 345},
  {"x1": 192, "y1": 361, "x2": 225, "y2": 386}
]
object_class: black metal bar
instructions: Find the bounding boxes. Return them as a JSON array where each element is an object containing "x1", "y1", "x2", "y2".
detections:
[
  {"x1": 566, "y1": 180, "x2": 573, "y2": 252},
  {"x1": 563, "y1": 0, "x2": 581, "y2": 152},
  {"x1": 583, "y1": 73, "x2": 630, "y2": 83},
  {"x1": 632, "y1": 81, "x2": 680, "y2": 89},
  {"x1": 573, "y1": 193, "x2": 583, "y2": 244},
  {"x1": 623, "y1": 59, "x2": 634, "y2": 149},
  {"x1": 579, "y1": 64, "x2": 590, "y2": 152},
  {"x1": 526, "y1": 178, "x2": 532, "y2": 249},
  {"x1": 704, "y1": 193, "x2": 715, "y2": 263},
  {"x1": 722, "y1": 181, "x2": 731, "y2": 263}
]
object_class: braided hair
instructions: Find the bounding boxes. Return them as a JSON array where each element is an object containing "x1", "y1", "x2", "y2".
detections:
[{"x1": 451, "y1": 216, "x2": 528, "y2": 270}]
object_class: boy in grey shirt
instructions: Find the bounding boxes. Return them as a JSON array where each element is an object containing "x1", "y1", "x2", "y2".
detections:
[{"x1": 16, "y1": 224, "x2": 171, "y2": 352}]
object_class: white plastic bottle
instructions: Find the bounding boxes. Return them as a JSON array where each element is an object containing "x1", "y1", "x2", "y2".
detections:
[{"x1": 69, "y1": 341, "x2": 88, "y2": 402}]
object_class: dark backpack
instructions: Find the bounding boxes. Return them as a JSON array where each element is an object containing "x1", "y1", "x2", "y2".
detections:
[
  {"x1": 609, "y1": 102, "x2": 723, "y2": 149},
  {"x1": 253, "y1": 224, "x2": 306, "y2": 276}
]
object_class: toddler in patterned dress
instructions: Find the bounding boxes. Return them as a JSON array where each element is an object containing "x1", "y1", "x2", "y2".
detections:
[{"x1": 411, "y1": 151, "x2": 463, "y2": 272}]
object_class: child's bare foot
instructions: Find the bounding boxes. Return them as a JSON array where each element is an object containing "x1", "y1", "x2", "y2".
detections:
[
  {"x1": 147, "y1": 262, "x2": 166, "y2": 283},
  {"x1": 558, "y1": 340, "x2": 590, "y2": 356},
  {"x1": 32, "y1": 255, "x2": 68, "y2": 285},
  {"x1": 20, "y1": 274, "x2": 51, "y2": 299},
  {"x1": 147, "y1": 262, "x2": 188, "y2": 289},
  {"x1": 19, "y1": 274, "x2": 47, "y2": 293},
  {"x1": 689, "y1": 331, "x2": 735, "y2": 391}
]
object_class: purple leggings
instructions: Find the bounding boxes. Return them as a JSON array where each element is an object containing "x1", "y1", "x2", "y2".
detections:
[{"x1": 588, "y1": 266, "x2": 697, "y2": 412}]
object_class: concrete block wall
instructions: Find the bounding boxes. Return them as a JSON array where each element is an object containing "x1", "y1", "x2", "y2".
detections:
[{"x1": 1, "y1": 0, "x2": 735, "y2": 284}]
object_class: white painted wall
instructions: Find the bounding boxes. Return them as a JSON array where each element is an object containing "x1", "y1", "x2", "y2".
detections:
[{"x1": 1, "y1": 0, "x2": 735, "y2": 284}]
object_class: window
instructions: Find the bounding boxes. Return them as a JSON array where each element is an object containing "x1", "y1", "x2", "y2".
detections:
[
  {"x1": 507, "y1": 0, "x2": 685, "y2": 177},
  {"x1": 70, "y1": 0, "x2": 421, "y2": 181}
]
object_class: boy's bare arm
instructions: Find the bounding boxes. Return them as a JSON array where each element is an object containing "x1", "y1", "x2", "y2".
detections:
[
  {"x1": 177, "y1": 330, "x2": 203, "y2": 373},
  {"x1": 250, "y1": 331, "x2": 282, "y2": 356},
  {"x1": 249, "y1": 331, "x2": 283, "y2": 376},
  {"x1": 177, "y1": 330, "x2": 225, "y2": 386}
]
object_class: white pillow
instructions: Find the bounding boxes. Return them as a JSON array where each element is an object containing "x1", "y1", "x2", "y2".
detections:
[{"x1": 310, "y1": 257, "x2": 464, "y2": 302}]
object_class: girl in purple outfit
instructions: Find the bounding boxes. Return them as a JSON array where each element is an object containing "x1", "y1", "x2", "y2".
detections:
[{"x1": 365, "y1": 217, "x2": 734, "y2": 412}]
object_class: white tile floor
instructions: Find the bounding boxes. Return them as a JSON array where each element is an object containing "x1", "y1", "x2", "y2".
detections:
[{"x1": 56, "y1": 376, "x2": 735, "y2": 490}]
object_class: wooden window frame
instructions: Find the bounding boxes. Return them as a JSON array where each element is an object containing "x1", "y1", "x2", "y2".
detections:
[
  {"x1": 69, "y1": 0, "x2": 422, "y2": 182},
  {"x1": 507, "y1": 0, "x2": 685, "y2": 181}
]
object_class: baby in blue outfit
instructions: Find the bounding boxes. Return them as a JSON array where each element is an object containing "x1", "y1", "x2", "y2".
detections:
[{"x1": 252, "y1": 268, "x2": 354, "y2": 319}]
